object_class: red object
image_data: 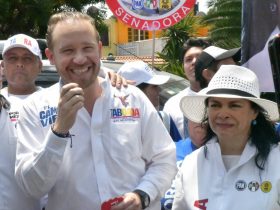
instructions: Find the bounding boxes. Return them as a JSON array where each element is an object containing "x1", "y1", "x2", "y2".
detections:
[
  {"x1": 106, "y1": 0, "x2": 195, "y2": 31},
  {"x1": 101, "y1": 197, "x2": 124, "y2": 210}
]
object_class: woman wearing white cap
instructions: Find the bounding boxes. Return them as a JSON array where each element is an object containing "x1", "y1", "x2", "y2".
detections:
[{"x1": 172, "y1": 65, "x2": 280, "y2": 210}]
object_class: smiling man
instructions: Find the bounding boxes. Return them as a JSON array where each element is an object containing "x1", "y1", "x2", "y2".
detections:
[{"x1": 15, "y1": 11, "x2": 176, "y2": 210}]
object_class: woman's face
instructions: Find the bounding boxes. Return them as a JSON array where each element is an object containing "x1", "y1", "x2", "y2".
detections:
[
  {"x1": 207, "y1": 97, "x2": 258, "y2": 141},
  {"x1": 188, "y1": 120, "x2": 207, "y2": 147}
]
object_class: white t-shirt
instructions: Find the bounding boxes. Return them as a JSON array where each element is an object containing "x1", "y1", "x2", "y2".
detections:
[
  {"x1": 1, "y1": 87, "x2": 43, "y2": 125},
  {"x1": 163, "y1": 87, "x2": 197, "y2": 139}
]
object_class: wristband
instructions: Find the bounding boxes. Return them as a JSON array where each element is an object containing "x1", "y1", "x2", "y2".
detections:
[{"x1": 51, "y1": 125, "x2": 71, "y2": 138}]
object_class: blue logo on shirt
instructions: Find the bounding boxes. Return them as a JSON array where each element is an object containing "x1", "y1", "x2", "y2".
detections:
[{"x1": 40, "y1": 106, "x2": 57, "y2": 127}]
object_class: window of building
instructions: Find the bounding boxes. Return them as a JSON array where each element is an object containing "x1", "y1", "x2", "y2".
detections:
[
  {"x1": 100, "y1": 28, "x2": 109, "y2": 46},
  {"x1": 128, "y1": 28, "x2": 149, "y2": 42}
]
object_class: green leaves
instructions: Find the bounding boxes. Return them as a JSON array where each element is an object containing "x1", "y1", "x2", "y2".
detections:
[
  {"x1": 0, "y1": 0, "x2": 106, "y2": 39},
  {"x1": 201, "y1": 0, "x2": 242, "y2": 49}
]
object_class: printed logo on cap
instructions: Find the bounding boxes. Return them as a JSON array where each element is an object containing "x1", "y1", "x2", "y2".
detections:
[{"x1": 106, "y1": 0, "x2": 196, "y2": 31}]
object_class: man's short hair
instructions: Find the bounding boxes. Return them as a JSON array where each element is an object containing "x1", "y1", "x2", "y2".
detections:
[{"x1": 180, "y1": 38, "x2": 211, "y2": 63}]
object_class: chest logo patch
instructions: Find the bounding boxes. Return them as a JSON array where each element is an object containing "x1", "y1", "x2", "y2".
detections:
[
  {"x1": 114, "y1": 94, "x2": 129, "y2": 107},
  {"x1": 235, "y1": 180, "x2": 247, "y2": 191},
  {"x1": 248, "y1": 181, "x2": 259, "y2": 192},
  {"x1": 260, "y1": 181, "x2": 272, "y2": 193}
]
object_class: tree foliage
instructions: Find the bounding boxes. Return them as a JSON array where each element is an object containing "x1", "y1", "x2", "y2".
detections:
[
  {"x1": 0, "y1": 0, "x2": 107, "y2": 39},
  {"x1": 157, "y1": 11, "x2": 202, "y2": 77},
  {"x1": 201, "y1": 0, "x2": 242, "y2": 49}
]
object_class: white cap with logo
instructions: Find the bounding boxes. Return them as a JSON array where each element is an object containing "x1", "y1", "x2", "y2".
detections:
[
  {"x1": 2, "y1": 34, "x2": 42, "y2": 60},
  {"x1": 118, "y1": 61, "x2": 169, "y2": 86}
]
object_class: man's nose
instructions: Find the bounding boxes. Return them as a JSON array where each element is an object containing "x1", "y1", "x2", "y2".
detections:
[{"x1": 73, "y1": 51, "x2": 87, "y2": 64}]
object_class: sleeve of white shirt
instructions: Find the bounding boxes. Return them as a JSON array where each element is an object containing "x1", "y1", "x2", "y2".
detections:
[
  {"x1": 172, "y1": 165, "x2": 188, "y2": 210},
  {"x1": 134, "y1": 89, "x2": 177, "y2": 201},
  {"x1": 15, "y1": 96, "x2": 68, "y2": 199}
]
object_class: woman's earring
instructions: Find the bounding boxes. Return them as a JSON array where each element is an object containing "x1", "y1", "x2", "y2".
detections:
[{"x1": 252, "y1": 120, "x2": 257, "y2": 126}]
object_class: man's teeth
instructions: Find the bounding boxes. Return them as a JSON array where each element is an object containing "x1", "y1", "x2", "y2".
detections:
[{"x1": 73, "y1": 68, "x2": 87, "y2": 74}]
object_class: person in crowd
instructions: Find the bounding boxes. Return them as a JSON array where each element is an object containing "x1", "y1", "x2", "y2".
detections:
[
  {"x1": 0, "y1": 34, "x2": 43, "y2": 210},
  {"x1": 15, "y1": 11, "x2": 176, "y2": 210},
  {"x1": 118, "y1": 60, "x2": 181, "y2": 141},
  {"x1": 1, "y1": 33, "x2": 129, "y2": 210},
  {"x1": 163, "y1": 38, "x2": 210, "y2": 139},
  {"x1": 1, "y1": 34, "x2": 44, "y2": 124},
  {"x1": 161, "y1": 118, "x2": 207, "y2": 210},
  {"x1": 0, "y1": 57, "x2": 40, "y2": 209},
  {"x1": 195, "y1": 45, "x2": 241, "y2": 89},
  {"x1": 173, "y1": 65, "x2": 280, "y2": 210}
]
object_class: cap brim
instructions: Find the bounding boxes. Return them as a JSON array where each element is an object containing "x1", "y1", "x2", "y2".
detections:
[
  {"x1": 145, "y1": 75, "x2": 170, "y2": 85},
  {"x1": 180, "y1": 92, "x2": 279, "y2": 123},
  {"x1": 216, "y1": 47, "x2": 241, "y2": 61},
  {"x1": 2, "y1": 44, "x2": 41, "y2": 59},
  {"x1": 3, "y1": 44, "x2": 30, "y2": 55}
]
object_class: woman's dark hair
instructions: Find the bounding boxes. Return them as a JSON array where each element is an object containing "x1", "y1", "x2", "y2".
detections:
[{"x1": 202, "y1": 99, "x2": 279, "y2": 170}]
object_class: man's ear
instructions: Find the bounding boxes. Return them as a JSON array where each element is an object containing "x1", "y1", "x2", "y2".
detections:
[
  {"x1": 45, "y1": 48, "x2": 55, "y2": 65},
  {"x1": 202, "y1": 69, "x2": 215, "y2": 83},
  {"x1": 38, "y1": 60, "x2": 43, "y2": 73},
  {"x1": 98, "y1": 41, "x2": 102, "y2": 59}
]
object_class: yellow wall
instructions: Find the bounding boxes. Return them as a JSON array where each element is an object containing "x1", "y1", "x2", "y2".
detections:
[
  {"x1": 102, "y1": 16, "x2": 208, "y2": 57},
  {"x1": 102, "y1": 17, "x2": 162, "y2": 57}
]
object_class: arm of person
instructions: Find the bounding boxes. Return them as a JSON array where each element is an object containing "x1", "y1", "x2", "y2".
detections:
[
  {"x1": 15, "y1": 83, "x2": 82, "y2": 198},
  {"x1": 131, "y1": 89, "x2": 177, "y2": 204},
  {"x1": 171, "y1": 168, "x2": 188, "y2": 210},
  {"x1": 101, "y1": 66, "x2": 135, "y2": 89}
]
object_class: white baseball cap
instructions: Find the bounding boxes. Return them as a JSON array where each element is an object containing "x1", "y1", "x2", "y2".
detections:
[
  {"x1": 2, "y1": 34, "x2": 42, "y2": 60},
  {"x1": 118, "y1": 61, "x2": 169, "y2": 86}
]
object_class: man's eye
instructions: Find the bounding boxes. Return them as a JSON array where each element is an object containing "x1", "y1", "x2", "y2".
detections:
[
  {"x1": 84, "y1": 46, "x2": 94, "y2": 51},
  {"x1": 231, "y1": 104, "x2": 242, "y2": 108},
  {"x1": 184, "y1": 58, "x2": 192, "y2": 63},
  {"x1": 7, "y1": 57, "x2": 17, "y2": 62},
  {"x1": 23, "y1": 57, "x2": 33, "y2": 62},
  {"x1": 209, "y1": 103, "x2": 219, "y2": 108},
  {"x1": 63, "y1": 49, "x2": 73, "y2": 54}
]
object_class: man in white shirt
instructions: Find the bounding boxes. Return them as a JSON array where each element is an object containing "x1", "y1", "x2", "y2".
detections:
[
  {"x1": 0, "y1": 34, "x2": 41, "y2": 209},
  {"x1": 1, "y1": 34, "x2": 44, "y2": 124},
  {"x1": 163, "y1": 38, "x2": 210, "y2": 139},
  {"x1": 0, "y1": 33, "x2": 136, "y2": 210},
  {"x1": 15, "y1": 11, "x2": 176, "y2": 210}
]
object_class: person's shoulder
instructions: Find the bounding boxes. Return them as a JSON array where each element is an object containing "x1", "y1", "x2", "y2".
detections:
[
  {"x1": 175, "y1": 138, "x2": 191, "y2": 147},
  {"x1": 269, "y1": 143, "x2": 280, "y2": 155},
  {"x1": 25, "y1": 83, "x2": 59, "y2": 103},
  {"x1": 0, "y1": 87, "x2": 8, "y2": 97},
  {"x1": 164, "y1": 88, "x2": 189, "y2": 108}
]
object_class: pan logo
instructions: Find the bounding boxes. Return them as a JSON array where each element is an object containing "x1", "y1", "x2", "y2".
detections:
[
  {"x1": 132, "y1": 0, "x2": 144, "y2": 10},
  {"x1": 235, "y1": 180, "x2": 247, "y2": 191}
]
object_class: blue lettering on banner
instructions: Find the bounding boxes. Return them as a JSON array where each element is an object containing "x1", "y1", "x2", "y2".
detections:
[{"x1": 40, "y1": 106, "x2": 57, "y2": 127}]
